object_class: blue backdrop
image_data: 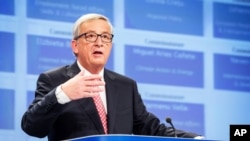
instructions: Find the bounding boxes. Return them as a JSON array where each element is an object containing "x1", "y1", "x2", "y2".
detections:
[{"x1": 0, "y1": 0, "x2": 250, "y2": 141}]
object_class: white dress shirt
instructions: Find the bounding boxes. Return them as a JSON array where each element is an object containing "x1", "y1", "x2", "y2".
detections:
[{"x1": 55, "y1": 61, "x2": 107, "y2": 113}]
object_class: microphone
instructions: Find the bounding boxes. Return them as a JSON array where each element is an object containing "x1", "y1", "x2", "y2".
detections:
[{"x1": 166, "y1": 117, "x2": 177, "y2": 138}]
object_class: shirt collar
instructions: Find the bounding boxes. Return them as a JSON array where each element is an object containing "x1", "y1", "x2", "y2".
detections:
[{"x1": 76, "y1": 60, "x2": 104, "y2": 78}]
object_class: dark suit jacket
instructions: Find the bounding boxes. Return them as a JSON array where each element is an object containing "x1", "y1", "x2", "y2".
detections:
[{"x1": 21, "y1": 61, "x2": 198, "y2": 141}]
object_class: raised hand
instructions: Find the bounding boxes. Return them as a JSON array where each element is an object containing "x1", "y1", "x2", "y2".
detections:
[{"x1": 61, "y1": 70, "x2": 105, "y2": 100}]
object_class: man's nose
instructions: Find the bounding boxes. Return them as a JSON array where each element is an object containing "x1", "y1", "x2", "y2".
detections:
[{"x1": 95, "y1": 35, "x2": 103, "y2": 44}]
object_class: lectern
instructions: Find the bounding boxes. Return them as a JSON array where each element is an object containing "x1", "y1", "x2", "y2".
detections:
[{"x1": 68, "y1": 134, "x2": 217, "y2": 141}]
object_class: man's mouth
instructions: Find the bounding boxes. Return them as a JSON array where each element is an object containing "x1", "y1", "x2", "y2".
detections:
[{"x1": 93, "y1": 51, "x2": 103, "y2": 55}]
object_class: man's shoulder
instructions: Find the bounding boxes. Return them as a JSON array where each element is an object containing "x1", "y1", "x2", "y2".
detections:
[
  {"x1": 37, "y1": 64, "x2": 74, "y2": 84},
  {"x1": 42, "y1": 61, "x2": 78, "y2": 76},
  {"x1": 104, "y1": 69, "x2": 135, "y2": 83},
  {"x1": 43, "y1": 65, "x2": 70, "y2": 75}
]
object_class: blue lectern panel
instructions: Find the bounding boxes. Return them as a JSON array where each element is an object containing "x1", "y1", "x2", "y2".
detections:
[{"x1": 69, "y1": 135, "x2": 217, "y2": 141}]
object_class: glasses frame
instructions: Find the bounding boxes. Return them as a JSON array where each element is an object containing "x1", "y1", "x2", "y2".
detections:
[{"x1": 74, "y1": 32, "x2": 114, "y2": 43}]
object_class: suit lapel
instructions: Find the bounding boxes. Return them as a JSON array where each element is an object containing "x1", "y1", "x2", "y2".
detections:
[
  {"x1": 66, "y1": 61, "x2": 105, "y2": 134},
  {"x1": 77, "y1": 98, "x2": 105, "y2": 134},
  {"x1": 104, "y1": 69, "x2": 118, "y2": 134},
  {"x1": 65, "y1": 61, "x2": 80, "y2": 78}
]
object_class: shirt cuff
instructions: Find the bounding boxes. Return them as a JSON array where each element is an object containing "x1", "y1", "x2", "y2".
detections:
[{"x1": 55, "y1": 85, "x2": 71, "y2": 104}]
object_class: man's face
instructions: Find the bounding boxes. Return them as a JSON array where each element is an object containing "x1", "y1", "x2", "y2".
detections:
[{"x1": 72, "y1": 19, "x2": 112, "y2": 72}]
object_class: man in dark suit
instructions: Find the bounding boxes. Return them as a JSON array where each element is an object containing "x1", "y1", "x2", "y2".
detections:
[{"x1": 21, "y1": 13, "x2": 203, "y2": 141}]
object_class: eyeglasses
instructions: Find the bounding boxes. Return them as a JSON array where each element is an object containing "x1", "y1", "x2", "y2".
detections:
[{"x1": 74, "y1": 32, "x2": 114, "y2": 43}]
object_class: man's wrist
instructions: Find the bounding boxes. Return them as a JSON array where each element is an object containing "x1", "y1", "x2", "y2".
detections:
[{"x1": 55, "y1": 85, "x2": 71, "y2": 104}]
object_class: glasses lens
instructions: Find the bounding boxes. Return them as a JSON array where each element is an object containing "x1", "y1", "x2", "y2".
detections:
[
  {"x1": 101, "y1": 33, "x2": 113, "y2": 42},
  {"x1": 84, "y1": 32, "x2": 113, "y2": 43},
  {"x1": 85, "y1": 33, "x2": 97, "y2": 42}
]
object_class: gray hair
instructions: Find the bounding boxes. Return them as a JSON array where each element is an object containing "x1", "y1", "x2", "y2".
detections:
[{"x1": 72, "y1": 13, "x2": 113, "y2": 39}]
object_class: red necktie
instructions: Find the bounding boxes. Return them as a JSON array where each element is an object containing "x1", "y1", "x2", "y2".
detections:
[{"x1": 93, "y1": 95, "x2": 108, "y2": 134}]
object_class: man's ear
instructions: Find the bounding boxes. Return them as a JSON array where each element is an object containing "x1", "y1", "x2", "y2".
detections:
[{"x1": 71, "y1": 40, "x2": 78, "y2": 55}]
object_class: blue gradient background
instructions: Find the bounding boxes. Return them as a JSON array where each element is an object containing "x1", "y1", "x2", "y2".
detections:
[{"x1": 0, "y1": 0, "x2": 250, "y2": 141}]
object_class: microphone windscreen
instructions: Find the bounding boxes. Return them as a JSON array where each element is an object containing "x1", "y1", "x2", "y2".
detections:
[{"x1": 166, "y1": 117, "x2": 172, "y2": 123}]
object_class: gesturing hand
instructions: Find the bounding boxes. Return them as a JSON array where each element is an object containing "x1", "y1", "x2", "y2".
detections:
[{"x1": 61, "y1": 70, "x2": 105, "y2": 100}]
